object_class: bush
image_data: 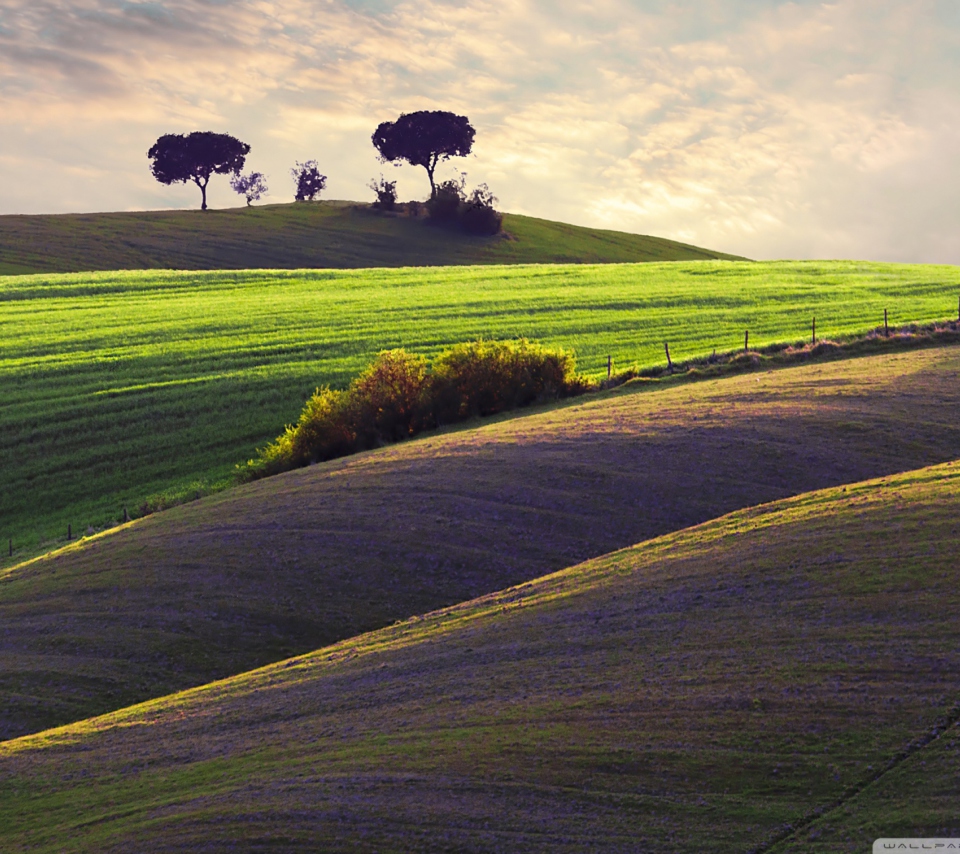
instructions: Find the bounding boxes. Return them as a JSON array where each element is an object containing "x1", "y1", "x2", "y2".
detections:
[
  {"x1": 250, "y1": 386, "x2": 355, "y2": 476},
  {"x1": 426, "y1": 176, "x2": 465, "y2": 222},
  {"x1": 460, "y1": 183, "x2": 502, "y2": 235},
  {"x1": 291, "y1": 160, "x2": 327, "y2": 201},
  {"x1": 288, "y1": 387, "x2": 357, "y2": 463},
  {"x1": 431, "y1": 339, "x2": 580, "y2": 421},
  {"x1": 350, "y1": 349, "x2": 430, "y2": 446},
  {"x1": 368, "y1": 175, "x2": 397, "y2": 211},
  {"x1": 243, "y1": 339, "x2": 589, "y2": 480},
  {"x1": 425, "y1": 176, "x2": 502, "y2": 234}
]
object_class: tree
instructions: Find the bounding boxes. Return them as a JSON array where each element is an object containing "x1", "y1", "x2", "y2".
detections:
[
  {"x1": 372, "y1": 110, "x2": 475, "y2": 198},
  {"x1": 291, "y1": 160, "x2": 327, "y2": 201},
  {"x1": 147, "y1": 132, "x2": 250, "y2": 211},
  {"x1": 230, "y1": 171, "x2": 268, "y2": 206}
]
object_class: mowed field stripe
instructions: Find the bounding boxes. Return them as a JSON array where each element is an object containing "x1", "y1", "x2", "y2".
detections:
[{"x1": 3, "y1": 259, "x2": 960, "y2": 558}]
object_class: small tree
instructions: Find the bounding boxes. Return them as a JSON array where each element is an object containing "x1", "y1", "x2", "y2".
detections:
[
  {"x1": 368, "y1": 175, "x2": 398, "y2": 211},
  {"x1": 230, "y1": 171, "x2": 268, "y2": 206},
  {"x1": 291, "y1": 160, "x2": 327, "y2": 201},
  {"x1": 372, "y1": 110, "x2": 475, "y2": 198},
  {"x1": 147, "y1": 131, "x2": 250, "y2": 210}
]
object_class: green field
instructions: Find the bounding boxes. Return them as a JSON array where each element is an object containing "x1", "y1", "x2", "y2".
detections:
[
  {"x1": 0, "y1": 202, "x2": 743, "y2": 275},
  {"x1": 4, "y1": 260, "x2": 960, "y2": 560},
  {"x1": 5, "y1": 200, "x2": 960, "y2": 851},
  {"x1": 1, "y1": 458, "x2": 957, "y2": 852},
  {"x1": 3, "y1": 345, "x2": 960, "y2": 738}
]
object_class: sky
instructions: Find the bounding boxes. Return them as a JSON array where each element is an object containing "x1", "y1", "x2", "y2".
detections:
[{"x1": 1, "y1": 0, "x2": 958, "y2": 261}]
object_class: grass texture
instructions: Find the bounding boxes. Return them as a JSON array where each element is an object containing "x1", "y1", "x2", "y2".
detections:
[
  {"x1": 3, "y1": 259, "x2": 960, "y2": 559},
  {"x1": 1, "y1": 458, "x2": 958, "y2": 852},
  {"x1": 0, "y1": 202, "x2": 743, "y2": 275},
  {"x1": 2, "y1": 345, "x2": 960, "y2": 738}
]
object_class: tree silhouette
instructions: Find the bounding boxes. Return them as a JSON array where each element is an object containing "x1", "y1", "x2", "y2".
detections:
[
  {"x1": 231, "y1": 171, "x2": 268, "y2": 206},
  {"x1": 291, "y1": 160, "x2": 327, "y2": 201},
  {"x1": 147, "y1": 132, "x2": 250, "y2": 210},
  {"x1": 372, "y1": 111, "x2": 475, "y2": 198}
]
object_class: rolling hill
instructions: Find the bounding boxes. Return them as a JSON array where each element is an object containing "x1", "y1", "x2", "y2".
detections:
[
  {"x1": 5, "y1": 259, "x2": 960, "y2": 562},
  {"x1": 0, "y1": 202, "x2": 744, "y2": 275},
  {"x1": 1, "y1": 459, "x2": 957, "y2": 852},
  {"x1": 2, "y1": 345, "x2": 960, "y2": 738}
]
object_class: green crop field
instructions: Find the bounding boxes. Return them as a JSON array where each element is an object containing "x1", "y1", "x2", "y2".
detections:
[
  {"x1": 3, "y1": 345, "x2": 960, "y2": 738},
  {"x1": 1, "y1": 459, "x2": 958, "y2": 852},
  {"x1": 0, "y1": 202, "x2": 744, "y2": 275},
  {"x1": 3, "y1": 260, "x2": 960, "y2": 562}
]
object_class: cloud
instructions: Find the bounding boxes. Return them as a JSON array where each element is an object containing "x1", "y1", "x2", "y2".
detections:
[{"x1": 0, "y1": 0, "x2": 957, "y2": 262}]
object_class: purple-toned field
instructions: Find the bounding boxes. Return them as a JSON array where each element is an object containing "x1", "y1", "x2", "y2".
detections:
[
  {"x1": 2, "y1": 345, "x2": 960, "y2": 739},
  {"x1": 1, "y1": 460, "x2": 958, "y2": 852}
]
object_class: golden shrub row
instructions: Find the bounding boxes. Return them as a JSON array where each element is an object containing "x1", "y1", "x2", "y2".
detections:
[{"x1": 243, "y1": 339, "x2": 588, "y2": 479}]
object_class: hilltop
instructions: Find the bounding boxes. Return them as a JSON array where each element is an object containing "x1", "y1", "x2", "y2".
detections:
[
  {"x1": 1, "y1": 459, "x2": 957, "y2": 852},
  {"x1": 2, "y1": 345, "x2": 960, "y2": 738},
  {"x1": 0, "y1": 202, "x2": 744, "y2": 274}
]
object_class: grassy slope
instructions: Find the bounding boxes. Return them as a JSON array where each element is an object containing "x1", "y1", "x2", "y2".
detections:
[
  {"x1": 4, "y1": 260, "x2": 960, "y2": 559},
  {"x1": 1, "y1": 460, "x2": 958, "y2": 853},
  {"x1": 0, "y1": 202, "x2": 743, "y2": 275},
  {"x1": 3, "y1": 345, "x2": 960, "y2": 738},
  {"x1": 774, "y1": 722, "x2": 960, "y2": 851}
]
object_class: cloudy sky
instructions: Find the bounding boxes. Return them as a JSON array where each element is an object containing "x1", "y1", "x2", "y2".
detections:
[{"x1": 1, "y1": 0, "x2": 958, "y2": 261}]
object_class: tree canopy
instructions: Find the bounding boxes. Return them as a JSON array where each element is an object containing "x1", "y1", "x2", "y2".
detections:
[
  {"x1": 147, "y1": 132, "x2": 250, "y2": 210},
  {"x1": 371, "y1": 111, "x2": 475, "y2": 198}
]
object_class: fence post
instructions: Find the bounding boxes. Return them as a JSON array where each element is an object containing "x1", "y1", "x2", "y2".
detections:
[
  {"x1": 123, "y1": 506, "x2": 129, "y2": 523},
  {"x1": 884, "y1": 308, "x2": 889, "y2": 337},
  {"x1": 812, "y1": 316, "x2": 816, "y2": 345},
  {"x1": 664, "y1": 342, "x2": 673, "y2": 370},
  {"x1": 607, "y1": 355, "x2": 612, "y2": 379},
  {"x1": 744, "y1": 330, "x2": 749, "y2": 353}
]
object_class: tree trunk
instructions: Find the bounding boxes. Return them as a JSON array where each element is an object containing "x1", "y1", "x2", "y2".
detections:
[
  {"x1": 426, "y1": 162, "x2": 436, "y2": 199},
  {"x1": 195, "y1": 176, "x2": 209, "y2": 211}
]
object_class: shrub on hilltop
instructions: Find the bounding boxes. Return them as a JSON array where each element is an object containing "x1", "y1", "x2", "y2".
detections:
[
  {"x1": 368, "y1": 175, "x2": 398, "y2": 211},
  {"x1": 242, "y1": 339, "x2": 588, "y2": 480},
  {"x1": 423, "y1": 175, "x2": 503, "y2": 235},
  {"x1": 291, "y1": 160, "x2": 327, "y2": 201},
  {"x1": 460, "y1": 184, "x2": 502, "y2": 235},
  {"x1": 425, "y1": 176, "x2": 466, "y2": 223}
]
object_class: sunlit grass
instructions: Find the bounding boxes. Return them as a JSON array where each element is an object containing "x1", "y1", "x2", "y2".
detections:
[{"x1": 3, "y1": 259, "x2": 960, "y2": 557}]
